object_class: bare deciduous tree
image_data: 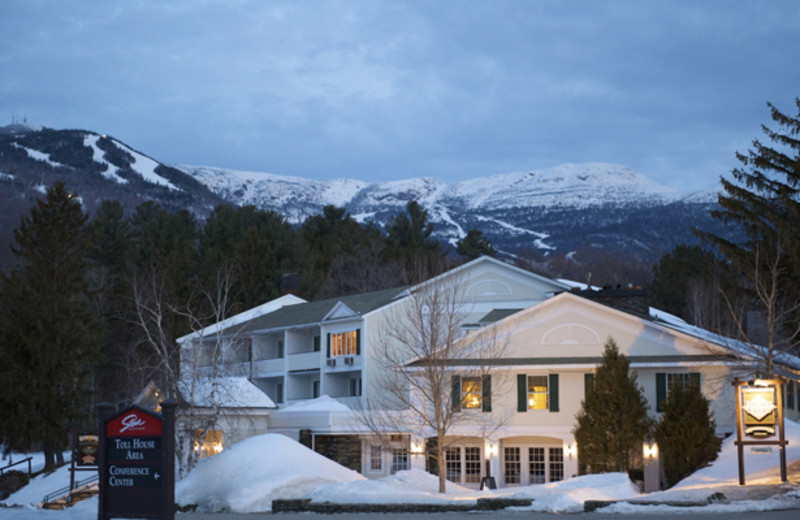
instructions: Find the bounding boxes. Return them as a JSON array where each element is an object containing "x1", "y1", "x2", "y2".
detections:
[
  {"x1": 721, "y1": 235, "x2": 800, "y2": 378},
  {"x1": 360, "y1": 269, "x2": 511, "y2": 493},
  {"x1": 133, "y1": 261, "x2": 257, "y2": 476}
]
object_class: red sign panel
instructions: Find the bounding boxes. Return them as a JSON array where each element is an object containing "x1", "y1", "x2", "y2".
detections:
[{"x1": 106, "y1": 408, "x2": 162, "y2": 437}]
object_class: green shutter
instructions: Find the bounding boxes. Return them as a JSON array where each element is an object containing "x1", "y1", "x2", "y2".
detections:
[
  {"x1": 656, "y1": 373, "x2": 666, "y2": 412},
  {"x1": 584, "y1": 373, "x2": 594, "y2": 398},
  {"x1": 482, "y1": 375, "x2": 492, "y2": 412},
  {"x1": 690, "y1": 372, "x2": 700, "y2": 388},
  {"x1": 517, "y1": 374, "x2": 527, "y2": 412},
  {"x1": 326, "y1": 333, "x2": 331, "y2": 358},
  {"x1": 549, "y1": 374, "x2": 559, "y2": 412},
  {"x1": 452, "y1": 375, "x2": 461, "y2": 411},
  {"x1": 356, "y1": 329, "x2": 361, "y2": 355}
]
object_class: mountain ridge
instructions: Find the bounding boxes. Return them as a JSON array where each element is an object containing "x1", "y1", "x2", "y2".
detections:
[{"x1": 0, "y1": 124, "x2": 733, "y2": 271}]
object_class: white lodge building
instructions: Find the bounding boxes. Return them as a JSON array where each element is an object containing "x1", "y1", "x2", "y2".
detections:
[{"x1": 178, "y1": 256, "x2": 800, "y2": 489}]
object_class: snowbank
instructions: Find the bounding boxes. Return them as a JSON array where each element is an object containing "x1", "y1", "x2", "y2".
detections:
[
  {"x1": 308, "y1": 468, "x2": 485, "y2": 504},
  {"x1": 175, "y1": 433, "x2": 364, "y2": 512},
  {"x1": 647, "y1": 418, "x2": 800, "y2": 501},
  {"x1": 508, "y1": 472, "x2": 641, "y2": 512}
]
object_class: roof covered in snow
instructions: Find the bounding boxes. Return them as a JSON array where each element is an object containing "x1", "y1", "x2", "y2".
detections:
[{"x1": 179, "y1": 377, "x2": 276, "y2": 408}]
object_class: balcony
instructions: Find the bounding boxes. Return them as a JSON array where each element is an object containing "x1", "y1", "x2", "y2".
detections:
[
  {"x1": 251, "y1": 358, "x2": 284, "y2": 376},
  {"x1": 288, "y1": 351, "x2": 320, "y2": 372}
]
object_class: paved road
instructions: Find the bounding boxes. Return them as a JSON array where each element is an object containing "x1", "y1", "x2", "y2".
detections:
[{"x1": 184, "y1": 510, "x2": 800, "y2": 520}]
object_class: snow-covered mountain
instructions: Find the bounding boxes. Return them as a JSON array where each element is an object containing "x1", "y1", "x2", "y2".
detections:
[
  {"x1": 0, "y1": 123, "x2": 733, "y2": 268},
  {"x1": 179, "y1": 162, "x2": 726, "y2": 262},
  {"x1": 181, "y1": 163, "x2": 689, "y2": 219}
]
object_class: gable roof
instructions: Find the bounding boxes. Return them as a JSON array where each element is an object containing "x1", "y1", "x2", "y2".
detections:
[
  {"x1": 414, "y1": 255, "x2": 572, "y2": 294},
  {"x1": 216, "y1": 285, "x2": 408, "y2": 335}
]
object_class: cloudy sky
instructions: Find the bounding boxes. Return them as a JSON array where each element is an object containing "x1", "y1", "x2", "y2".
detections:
[{"x1": 2, "y1": 1, "x2": 799, "y2": 192}]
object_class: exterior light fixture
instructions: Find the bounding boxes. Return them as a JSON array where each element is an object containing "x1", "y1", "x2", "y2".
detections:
[
  {"x1": 563, "y1": 443, "x2": 577, "y2": 460},
  {"x1": 643, "y1": 442, "x2": 658, "y2": 460}
]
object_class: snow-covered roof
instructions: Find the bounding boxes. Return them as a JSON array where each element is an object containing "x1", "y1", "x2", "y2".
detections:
[
  {"x1": 276, "y1": 395, "x2": 351, "y2": 413},
  {"x1": 177, "y1": 293, "x2": 307, "y2": 342},
  {"x1": 179, "y1": 377, "x2": 275, "y2": 408}
]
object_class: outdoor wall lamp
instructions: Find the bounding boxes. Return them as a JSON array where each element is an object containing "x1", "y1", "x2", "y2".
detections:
[
  {"x1": 643, "y1": 442, "x2": 658, "y2": 460},
  {"x1": 484, "y1": 443, "x2": 498, "y2": 459},
  {"x1": 563, "y1": 443, "x2": 577, "y2": 460}
]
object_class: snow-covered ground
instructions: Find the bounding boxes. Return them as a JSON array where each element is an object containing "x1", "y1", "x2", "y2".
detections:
[{"x1": 3, "y1": 422, "x2": 799, "y2": 518}]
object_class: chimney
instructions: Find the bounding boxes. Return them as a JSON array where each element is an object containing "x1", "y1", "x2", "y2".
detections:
[
  {"x1": 575, "y1": 285, "x2": 650, "y2": 316},
  {"x1": 281, "y1": 273, "x2": 300, "y2": 295}
]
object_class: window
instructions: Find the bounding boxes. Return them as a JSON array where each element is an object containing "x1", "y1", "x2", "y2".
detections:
[
  {"x1": 370, "y1": 445, "x2": 382, "y2": 471},
  {"x1": 330, "y1": 330, "x2": 359, "y2": 357},
  {"x1": 656, "y1": 372, "x2": 700, "y2": 412},
  {"x1": 504, "y1": 447, "x2": 521, "y2": 484},
  {"x1": 313, "y1": 335, "x2": 321, "y2": 352},
  {"x1": 349, "y1": 377, "x2": 362, "y2": 397},
  {"x1": 529, "y1": 447, "x2": 545, "y2": 484},
  {"x1": 194, "y1": 429, "x2": 223, "y2": 459},
  {"x1": 276, "y1": 340, "x2": 284, "y2": 358},
  {"x1": 464, "y1": 447, "x2": 481, "y2": 483},
  {"x1": 548, "y1": 447, "x2": 564, "y2": 482},
  {"x1": 312, "y1": 380, "x2": 320, "y2": 398},
  {"x1": 462, "y1": 377, "x2": 482, "y2": 409},
  {"x1": 527, "y1": 376, "x2": 548, "y2": 410},
  {"x1": 445, "y1": 448, "x2": 461, "y2": 482},
  {"x1": 276, "y1": 382, "x2": 283, "y2": 404},
  {"x1": 667, "y1": 373, "x2": 691, "y2": 393},
  {"x1": 391, "y1": 448, "x2": 409, "y2": 473}
]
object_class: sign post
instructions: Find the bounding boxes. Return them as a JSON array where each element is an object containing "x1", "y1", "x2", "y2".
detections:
[
  {"x1": 732, "y1": 377, "x2": 788, "y2": 485},
  {"x1": 97, "y1": 401, "x2": 176, "y2": 520}
]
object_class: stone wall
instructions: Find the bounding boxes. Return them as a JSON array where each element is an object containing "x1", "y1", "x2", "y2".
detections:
[{"x1": 299, "y1": 430, "x2": 362, "y2": 473}]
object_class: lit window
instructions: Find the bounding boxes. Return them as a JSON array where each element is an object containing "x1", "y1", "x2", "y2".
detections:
[
  {"x1": 528, "y1": 376, "x2": 548, "y2": 410},
  {"x1": 331, "y1": 330, "x2": 358, "y2": 357},
  {"x1": 193, "y1": 429, "x2": 223, "y2": 459},
  {"x1": 462, "y1": 377, "x2": 482, "y2": 409}
]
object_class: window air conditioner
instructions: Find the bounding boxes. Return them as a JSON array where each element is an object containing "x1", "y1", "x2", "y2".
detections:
[
  {"x1": 344, "y1": 357, "x2": 354, "y2": 365},
  {"x1": 326, "y1": 358, "x2": 336, "y2": 367}
]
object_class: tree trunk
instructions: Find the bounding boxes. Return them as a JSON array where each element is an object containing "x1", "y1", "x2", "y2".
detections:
[
  {"x1": 43, "y1": 445, "x2": 56, "y2": 471},
  {"x1": 437, "y1": 439, "x2": 446, "y2": 493}
]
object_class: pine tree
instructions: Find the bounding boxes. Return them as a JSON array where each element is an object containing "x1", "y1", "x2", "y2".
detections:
[
  {"x1": 702, "y1": 99, "x2": 800, "y2": 333},
  {"x1": 654, "y1": 379, "x2": 720, "y2": 487},
  {"x1": 456, "y1": 229, "x2": 497, "y2": 259},
  {"x1": 384, "y1": 200, "x2": 447, "y2": 281},
  {"x1": 0, "y1": 182, "x2": 100, "y2": 470},
  {"x1": 574, "y1": 338, "x2": 652, "y2": 474}
]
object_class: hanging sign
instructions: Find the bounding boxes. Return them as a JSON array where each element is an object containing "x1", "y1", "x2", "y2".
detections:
[
  {"x1": 741, "y1": 386, "x2": 777, "y2": 439},
  {"x1": 732, "y1": 378, "x2": 788, "y2": 486}
]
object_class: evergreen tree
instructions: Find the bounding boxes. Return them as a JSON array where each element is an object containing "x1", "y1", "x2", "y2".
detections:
[
  {"x1": 384, "y1": 200, "x2": 447, "y2": 281},
  {"x1": 702, "y1": 99, "x2": 800, "y2": 330},
  {"x1": 653, "y1": 379, "x2": 720, "y2": 487},
  {"x1": 128, "y1": 202, "x2": 199, "y2": 397},
  {"x1": 456, "y1": 229, "x2": 497, "y2": 259},
  {"x1": 574, "y1": 338, "x2": 652, "y2": 474},
  {"x1": 0, "y1": 182, "x2": 100, "y2": 470},
  {"x1": 88, "y1": 200, "x2": 138, "y2": 404},
  {"x1": 300, "y1": 205, "x2": 367, "y2": 297},
  {"x1": 649, "y1": 244, "x2": 741, "y2": 335}
]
